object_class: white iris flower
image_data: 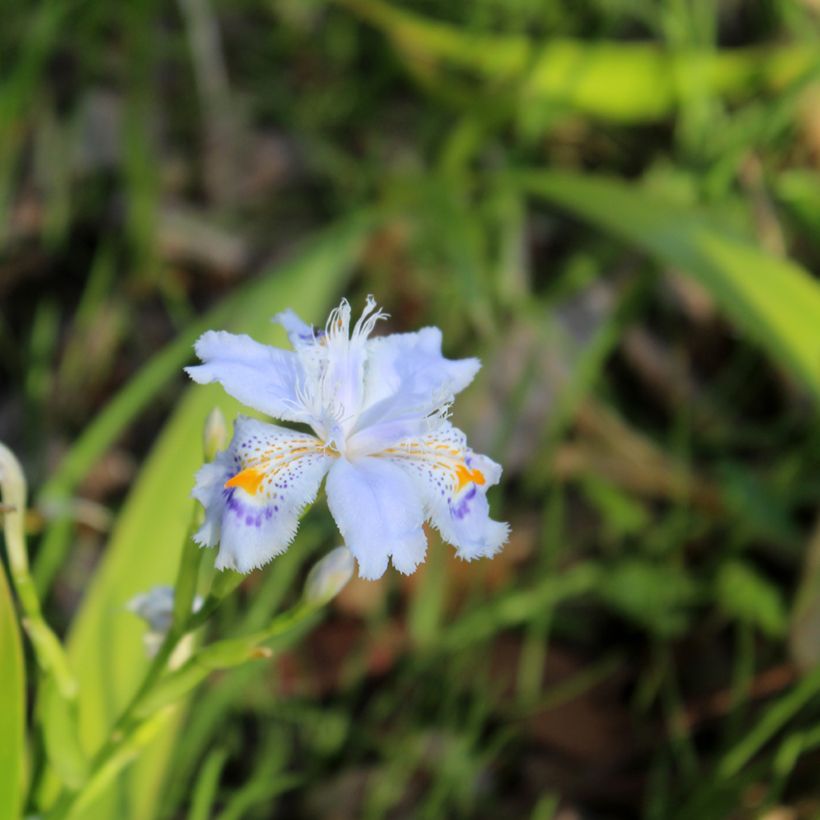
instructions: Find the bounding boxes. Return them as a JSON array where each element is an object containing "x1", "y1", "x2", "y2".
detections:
[{"x1": 186, "y1": 296, "x2": 509, "y2": 579}]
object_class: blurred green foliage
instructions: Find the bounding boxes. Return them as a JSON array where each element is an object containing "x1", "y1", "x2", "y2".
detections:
[
  {"x1": 3, "y1": 0, "x2": 820, "y2": 817},
  {"x1": 0, "y1": 555, "x2": 25, "y2": 820}
]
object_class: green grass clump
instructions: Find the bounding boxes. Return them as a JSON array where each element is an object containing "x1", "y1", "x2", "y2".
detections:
[{"x1": 3, "y1": 0, "x2": 820, "y2": 817}]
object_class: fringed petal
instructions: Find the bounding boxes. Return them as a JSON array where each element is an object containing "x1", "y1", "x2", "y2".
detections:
[
  {"x1": 192, "y1": 416, "x2": 331, "y2": 572},
  {"x1": 382, "y1": 422, "x2": 509, "y2": 561}
]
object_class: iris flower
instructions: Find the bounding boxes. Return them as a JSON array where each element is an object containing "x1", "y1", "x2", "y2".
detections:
[{"x1": 187, "y1": 296, "x2": 508, "y2": 578}]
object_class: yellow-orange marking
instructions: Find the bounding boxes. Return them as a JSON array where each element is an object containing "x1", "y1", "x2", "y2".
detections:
[
  {"x1": 454, "y1": 464, "x2": 485, "y2": 492},
  {"x1": 224, "y1": 467, "x2": 265, "y2": 495}
]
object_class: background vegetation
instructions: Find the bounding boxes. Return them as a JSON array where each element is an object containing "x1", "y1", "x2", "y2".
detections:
[{"x1": 3, "y1": 0, "x2": 820, "y2": 817}]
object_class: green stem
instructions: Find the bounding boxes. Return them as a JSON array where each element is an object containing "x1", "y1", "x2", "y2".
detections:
[
  {"x1": 173, "y1": 518, "x2": 205, "y2": 632},
  {"x1": 0, "y1": 442, "x2": 76, "y2": 698},
  {"x1": 46, "y1": 519, "x2": 204, "y2": 818},
  {"x1": 46, "y1": 620, "x2": 187, "y2": 820},
  {"x1": 48, "y1": 599, "x2": 321, "y2": 819}
]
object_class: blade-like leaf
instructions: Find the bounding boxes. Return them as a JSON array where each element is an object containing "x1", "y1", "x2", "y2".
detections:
[
  {"x1": 518, "y1": 170, "x2": 820, "y2": 401},
  {"x1": 716, "y1": 560, "x2": 787, "y2": 638},
  {"x1": 333, "y1": 0, "x2": 820, "y2": 123},
  {"x1": 43, "y1": 217, "x2": 369, "y2": 819},
  {"x1": 0, "y1": 564, "x2": 25, "y2": 820}
]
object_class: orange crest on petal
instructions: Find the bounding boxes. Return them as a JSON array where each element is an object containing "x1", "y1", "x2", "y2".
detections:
[
  {"x1": 224, "y1": 467, "x2": 265, "y2": 495},
  {"x1": 454, "y1": 463, "x2": 485, "y2": 492}
]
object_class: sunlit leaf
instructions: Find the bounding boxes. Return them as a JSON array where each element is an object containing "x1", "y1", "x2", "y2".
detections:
[
  {"x1": 333, "y1": 0, "x2": 820, "y2": 124},
  {"x1": 519, "y1": 170, "x2": 820, "y2": 401},
  {"x1": 0, "y1": 564, "x2": 25, "y2": 820}
]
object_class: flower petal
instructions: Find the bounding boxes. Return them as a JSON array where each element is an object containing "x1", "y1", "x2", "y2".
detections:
[
  {"x1": 321, "y1": 296, "x2": 387, "y2": 436},
  {"x1": 325, "y1": 457, "x2": 427, "y2": 579},
  {"x1": 192, "y1": 417, "x2": 331, "y2": 572},
  {"x1": 273, "y1": 308, "x2": 323, "y2": 349},
  {"x1": 382, "y1": 423, "x2": 509, "y2": 560},
  {"x1": 185, "y1": 331, "x2": 308, "y2": 423},
  {"x1": 349, "y1": 327, "x2": 480, "y2": 452}
]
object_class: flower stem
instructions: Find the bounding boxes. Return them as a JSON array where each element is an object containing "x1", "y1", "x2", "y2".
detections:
[
  {"x1": 45, "y1": 616, "x2": 189, "y2": 820},
  {"x1": 0, "y1": 442, "x2": 77, "y2": 698}
]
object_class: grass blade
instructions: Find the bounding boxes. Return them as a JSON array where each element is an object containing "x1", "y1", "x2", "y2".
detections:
[
  {"x1": 517, "y1": 170, "x2": 820, "y2": 401},
  {"x1": 0, "y1": 563, "x2": 25, "y2": 820}
]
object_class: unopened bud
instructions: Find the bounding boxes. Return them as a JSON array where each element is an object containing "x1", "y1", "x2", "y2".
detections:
[
  {"x1": 203, "y1": 407, "x2": 228, "y2": 461},
  {"x1": 128, "y1": 585, "x2": 203, "y2": 658},
  {"x1": 304, "y1": 546, "x2": 355, "y2": 606},
  {"x1": 128, "y1": 585, "x2": 176, "y2": 634},
  {"x1": 0, "y1": 441, "x2": 29, "y2": 574}
]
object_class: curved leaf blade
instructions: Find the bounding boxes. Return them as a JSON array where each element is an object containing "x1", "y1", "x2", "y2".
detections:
[
  {"x1": 0, "y1": 564, "x2": 25, "y2": 820},
  {"x1": 333, "y1": 0, "x2": 820, "y2": 123},
  {"x1": 518, "y1": 170, "x2": 820, "y2": 401}
]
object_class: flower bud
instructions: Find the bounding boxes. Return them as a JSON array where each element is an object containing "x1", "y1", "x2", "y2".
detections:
[
  {"x1": 128, "y1": 585, "x2": 203, "y2": 658},
  {"x1": 303, "y1": 546, "x2": 355, "y2": 606},
  {"x1": 0, "y1": 441, "x2": 29, "y2": 574},
  {"x1": 128, "y1": 585, "x2": 175, "y2": 634},
  {"x1": 203, "y1": 407, "x2": 228, "y2": 461}
]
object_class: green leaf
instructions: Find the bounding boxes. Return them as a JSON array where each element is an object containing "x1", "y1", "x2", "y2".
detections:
[
  {"x1": 776, "y1": 170, "x2": 820, "y2": 239},
  {"x1": 41, "y1": 217, "x2": 370, "y2": 819},
  {"x1": 719, "y1": 663, "x2": 820, "y2": 778},
  {"x1": 715, "y1": 560, "x2": 787, "y2": 637},
  {"x1": 133, "y1": 603, "x2": 319, "y2": 720},
  {"x1": 718, "y1": 463, "x2": 801, "y2": 550},
  {"x1": 598, "y1": 560, "x2": 701, "y2": 637},
  {"x1": 39, "y1": 679, "x2": 88, "y2": 789},
  {"x1": 188, "y1": 747, "x2": 229, "y2": 820},
  {"x1": 437, "y1": 563, "x2": 601, "y2": 651},
  {"x1": 333, "y1": 0, "x2": 820, "y2": 124},
  {"x1": 579, "y1": 476, "x2": 650, "y2": 541},
  {"x1": 790, "y1": 525, "x2": 820, "y2": 672},
  {"x1": 518, "y1": 170, "x2": 820, "y2": 401},
  {"x1": 0, "y1": 563, "x2": 25, "y2": 820}
]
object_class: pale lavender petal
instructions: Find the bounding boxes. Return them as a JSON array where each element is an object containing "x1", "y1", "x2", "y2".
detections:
[
  {"x1": 383, "y1": 422, "x2": 509, "y2": 561},
  {"x1": 325, "y1": 456, "x2": 427, "y2": 579},
  {"x1": 351, "y1": 327, "x2": 480, "y2": 449},
  {"x1": 192, "y1": 416, "x2": 331, "y2": 572},
  {"x1": 185, "y1": 331, "x2": 308, "y2": 422},
  {"x1": 273, "y1": 308, "x2": 324, "y2": 349}
]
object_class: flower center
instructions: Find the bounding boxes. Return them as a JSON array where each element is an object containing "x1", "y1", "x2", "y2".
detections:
[{"x1": 320, "y1": 421, "x2": 348, "y2": 458}]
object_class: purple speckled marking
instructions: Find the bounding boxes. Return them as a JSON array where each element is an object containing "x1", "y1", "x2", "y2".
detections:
[
  {"x1": 450, "y1": 486, "x2": 477, "y2": 520},
  {"x1": 223, "y1": 485, "x2": 276, "y2": 527}
]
